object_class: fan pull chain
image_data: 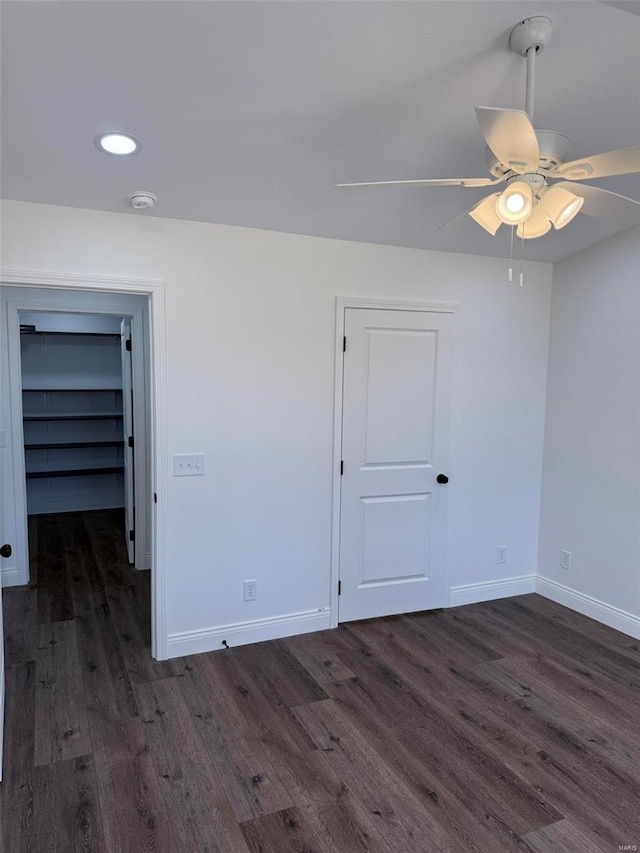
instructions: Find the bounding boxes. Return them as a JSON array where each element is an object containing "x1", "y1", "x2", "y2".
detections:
[
  {"x1": 520, "y1": 229, "x2": 525, "y2": 287},
  {"x1": 508, "y1": 225, "x2": 514, "y2": 282}
]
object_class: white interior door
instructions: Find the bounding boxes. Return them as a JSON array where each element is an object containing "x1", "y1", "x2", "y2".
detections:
[
  {"x1": 121, "y1": 318, "x2": 135, "y2": 564},
  {"x1": 338, "y1": 307, "x2": 455, "y2": 623}
]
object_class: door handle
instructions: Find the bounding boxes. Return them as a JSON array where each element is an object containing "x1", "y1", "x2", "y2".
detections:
[
  {"x1": 0, "y1": 543, "x2": 12, "y2": 558},
  {"x1": 436, "y1": 474, "x2": 449, "y2": 485}
]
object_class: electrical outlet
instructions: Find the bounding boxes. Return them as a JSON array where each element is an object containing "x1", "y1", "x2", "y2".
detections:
[
  {"x1": 497, "y1": 545, "x2": 507, "y2": 564},
  {"x1": 243, "y1": 580, "x2": 258, "y2": 601},
  {"x1": 560, "y1": 549, "x2": 572, "y2": 571}
]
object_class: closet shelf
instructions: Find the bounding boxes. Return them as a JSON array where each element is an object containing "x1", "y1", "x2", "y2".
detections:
[
  {"x1": 26, "y1": 466, "x2": 124, "y2": 479},
  {"x1": 22, "y1": 388, "x2": 123, "y2": 393},
  {"x1": 20, "y1": 329, "x2": 120, "y2": 339},
  {"x1": 23, "y1": 412, "x2": 123, "y2": 421},
  {"x1": 25, "y1": 440, "x2": 124, "y2": 450}
]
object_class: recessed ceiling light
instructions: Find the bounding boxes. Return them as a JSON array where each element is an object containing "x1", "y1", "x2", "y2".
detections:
[{"x1": 96, "y1": 133, "x2": 140, "y2": 156}]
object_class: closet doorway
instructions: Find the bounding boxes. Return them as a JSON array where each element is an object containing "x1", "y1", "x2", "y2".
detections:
[
  {"x1": 20, "y1": 311, "x2": 139, "y2": 543},
  {"x1": 0, "y1": 281, "x2": 164, "y2": 662}
]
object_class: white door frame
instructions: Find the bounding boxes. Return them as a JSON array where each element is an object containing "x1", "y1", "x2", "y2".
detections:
[
  {"x1": 330, "y1": 296, "x2": 460, "y2": 628},
  {"x1": 0, "y1": 269, "x2": 169, "y2": 660}
]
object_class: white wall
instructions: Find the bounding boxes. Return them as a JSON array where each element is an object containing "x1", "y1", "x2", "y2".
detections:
[
  {"x1": 1, "y1": 200, "x2": 553, "y2": 654},
  {"x1": 538, "y1": 225, "x2": 640, "y2": 639}
]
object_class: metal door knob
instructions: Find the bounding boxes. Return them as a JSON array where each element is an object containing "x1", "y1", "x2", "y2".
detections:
[{"x1": 436, "y1": 474, "x2": 449, "y2": 485}]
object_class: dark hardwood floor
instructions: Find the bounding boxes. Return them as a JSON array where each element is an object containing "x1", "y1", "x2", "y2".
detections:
[{"x1": 2, "y1": 509, "x2": 639, "y2": 852}]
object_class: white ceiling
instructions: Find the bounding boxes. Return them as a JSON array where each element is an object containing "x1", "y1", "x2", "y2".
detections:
[{"x1": 1, "y1": 0, "x2": 639, "y2": 263}]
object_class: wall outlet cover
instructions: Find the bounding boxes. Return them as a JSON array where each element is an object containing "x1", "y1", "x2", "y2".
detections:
[{"x1": 243, "y1": 579, "x2": 258, "y2": 601}]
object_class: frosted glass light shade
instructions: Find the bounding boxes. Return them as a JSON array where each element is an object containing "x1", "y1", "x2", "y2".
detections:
[
  {"x1": 516, "y1": 204, "x2": 551, "y2": 239},
  {"x1": 540, "y1": 185, "x2": 584, "y2": 229},
  {"x1": 495, "y1": 181, "x2": 533, "y2": 225},
  {"x1": 469, "y1": 192, "x2": 502, "y2": 235}
]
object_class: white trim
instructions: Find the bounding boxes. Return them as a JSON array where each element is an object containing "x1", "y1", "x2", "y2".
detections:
[
  {"x1": 335, "y1": 295, "x2": 461, "y2": 314},
  {"x1": 0, "y1": 269, "x2": 168, "y2": 661},
  {"x1": 449, "y1": 575, "x2": 536, "y2": 607},
  {"x1": 6, "y1": 310, "x2": 29, "y2": 586},
  {"x1": 0, "y1": 268, "x2": 163, "y2": 293},
  {"x1": 0, "y1": 565, "x2": 21, "y2": 588},
  {"x1": 536, "y1": 575, "x2": 640, "y2": 640},
  {"x1": 331, "y1": 296, "x2": 461, "y2": 628},
  {"x1": 167, "y1": 609, "x2": 333, "y2": 657}
]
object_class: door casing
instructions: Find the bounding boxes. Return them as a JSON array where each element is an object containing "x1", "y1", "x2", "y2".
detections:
[
  {"x1": 330, "y1": 296, "x2": 459, "y2": 628},
  {"x1": 0, "y1": 269, "x2": 169, "y2": 660}
]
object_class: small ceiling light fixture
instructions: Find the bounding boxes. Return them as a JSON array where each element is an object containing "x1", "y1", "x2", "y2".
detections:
[
  {"x1": 96, "y1": 132, "x2": 140, "y2": 156},
  {"x1": 495, "y1": 180, "x2": 533, "y2": 225},
  {"x1": 128, "y1": 191, "x2": 157, "y2": 210},
  {"x1": 539, "y1": 185, "x2": 584, "y2": 229}
]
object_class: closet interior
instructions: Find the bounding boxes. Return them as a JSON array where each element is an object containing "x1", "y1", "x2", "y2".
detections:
[{"x1": 20, "y1": 311, "x2": 127, "y2": 518}]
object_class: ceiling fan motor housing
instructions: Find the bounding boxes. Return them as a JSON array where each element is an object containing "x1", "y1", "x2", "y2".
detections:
[{"x1": 487, "y1": 130, "x2": 571, "y2": 177}]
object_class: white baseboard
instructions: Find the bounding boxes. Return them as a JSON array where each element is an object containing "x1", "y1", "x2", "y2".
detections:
[
  {"x1": 449, "y1": 574, "x2": 536, "y2": 607},
  {"x1": 166, "y1": 608, "x2": 332, "y2": 658},
  {"x1": 1, "y1": 564, "x2": 22, "y2": 588},
  {"x1": 536, "y1": 575, "x2": 640, "y2": 641}
]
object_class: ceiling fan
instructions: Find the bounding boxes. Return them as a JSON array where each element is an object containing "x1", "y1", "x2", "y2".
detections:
[{"x1": 337, "y1": 16, "x2": 640, "y2": 240}]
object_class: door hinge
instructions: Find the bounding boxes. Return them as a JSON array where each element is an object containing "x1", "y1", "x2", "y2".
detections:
[
  {"x1": 129, "y1": 529, "x2": 135, "y2": 542},
  {"x1": 128, "y1": 435, "x2": 134, "y2": 448},
  {"x1": 125, "y1": 337, "x2": 132, "y2": 352},
  {"x1": 343, "y1": 336, "x2": 347, "y2": 352},
  {"x1": 154, "y1": 492, "x2": 157, "y2": 504},
  {"x1": 340, "y1": 460, "x2": 344, "y2": 476},
  {"x1": 338, "y1": 580, "x2": 342, "y2": 596}
]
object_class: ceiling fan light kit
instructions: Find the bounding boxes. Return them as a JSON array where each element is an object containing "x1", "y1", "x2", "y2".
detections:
[
  {"x1": 337, "y1": 15, "x2": 640, "y2": 250},
  {"x1": 469, "y1": 192, "x2": 502, "y2": 235},
  {"x1": 516, "y1": 203, "x2": 551, "y2": 239},
  {"x1": 539, "y1": 185, "x2": 584, "y2": 229},
  {"x1": 495, "y1": 180, "x2": 533, "y2": 224}
]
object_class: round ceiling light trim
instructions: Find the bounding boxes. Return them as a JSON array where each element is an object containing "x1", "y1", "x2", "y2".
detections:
[
  {"x1": 128, "y1": 191, "x2": 157, "y2": 210},
  {"x1": 96, "y1": 132, "x2": 140, "y2": 156}
]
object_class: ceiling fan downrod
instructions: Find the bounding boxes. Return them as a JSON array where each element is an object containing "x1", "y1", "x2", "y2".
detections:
[{"x1": 509, "y1": 16, "x2": 554, "y2": 122}]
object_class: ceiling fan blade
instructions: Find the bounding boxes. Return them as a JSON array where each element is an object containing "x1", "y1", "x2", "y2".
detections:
[
  {"x1": 335, "y1": 176, "x2": 505, "y2": 189},
  {"x1": 555, "y1": 181, "x2": 640, "y2": 218},
  {"x1": 556, "y1": 144, "x2": 640, "y2": 180},
  {"x1": 475, "y1": 107, "x2": 540, "y2": 174}
]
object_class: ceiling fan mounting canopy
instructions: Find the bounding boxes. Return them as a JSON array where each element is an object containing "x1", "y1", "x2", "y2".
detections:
[
  {"x1": 336, "y1": 16, "x2": 640, "y2": 241},
  {"x1": 509, "y1": 16, "x2": 554, "y2": 57}
]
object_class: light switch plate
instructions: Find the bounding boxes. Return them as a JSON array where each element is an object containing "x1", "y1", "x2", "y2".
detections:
[{"x1": 173, "y1": 453, "x2": 205, "y2": 477}]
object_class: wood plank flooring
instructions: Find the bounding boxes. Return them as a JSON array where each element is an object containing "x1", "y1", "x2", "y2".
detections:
[{"x1": 2, "y1": 509, "x2": 640, "y2": 852}]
